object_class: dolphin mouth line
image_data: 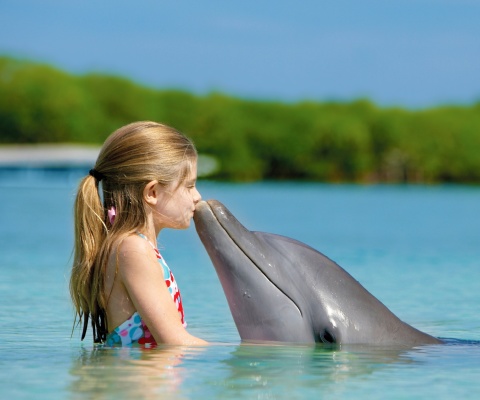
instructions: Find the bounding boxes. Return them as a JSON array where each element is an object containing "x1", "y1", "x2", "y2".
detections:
[{"x1": 206, "y1": 201, "x2": 303, "y2": 318}]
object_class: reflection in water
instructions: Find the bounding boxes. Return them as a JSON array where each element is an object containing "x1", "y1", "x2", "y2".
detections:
[
  {"x1": 69, "y1": 345, "x2": 205, "y2": 400},
  {"x1": 67, "y1": 341, "x2": 476, "y2": 399},
  {"x1": 215, "y1": 343, "x2": 423, "y2": 398}
]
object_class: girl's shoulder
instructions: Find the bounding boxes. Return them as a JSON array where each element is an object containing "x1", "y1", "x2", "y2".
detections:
[{"x1": 111, "y1": 234, "x2": 159, "y2": 269}]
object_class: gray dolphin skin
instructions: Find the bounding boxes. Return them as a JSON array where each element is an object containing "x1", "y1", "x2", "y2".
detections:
[{"x1": 194, "y1": 199, "x2": 442, "y2": 346}]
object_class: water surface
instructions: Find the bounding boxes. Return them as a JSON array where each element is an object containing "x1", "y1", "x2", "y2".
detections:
[{"x1": 0, "y1": 170, "x2": 479, "y2": 399}]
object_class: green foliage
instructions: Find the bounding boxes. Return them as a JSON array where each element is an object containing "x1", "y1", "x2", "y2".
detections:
[
  {"x1": 1, "y1": 56, "x2": 479, "y2": 183},
  {"x1": 0, "y1": 57, "x2": 102, "y2": 143}
]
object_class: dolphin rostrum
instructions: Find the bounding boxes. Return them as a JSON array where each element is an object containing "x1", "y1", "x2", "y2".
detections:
[{"x1": 194, "y1": 199, "x2": 442, "y2": 346}]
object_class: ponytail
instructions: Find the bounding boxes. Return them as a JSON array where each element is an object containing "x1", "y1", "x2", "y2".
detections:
[{"x1": 70, "y1": 174, "x2": 108, "y2": 343}]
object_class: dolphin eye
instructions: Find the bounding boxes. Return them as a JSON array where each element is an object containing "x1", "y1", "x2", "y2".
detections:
[{"x1": 319, "y1": 329, "x2": 336, "y2": 344}]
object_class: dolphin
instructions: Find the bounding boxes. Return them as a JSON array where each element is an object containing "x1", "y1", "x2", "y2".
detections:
[{"x1": 194, "y1": 199, "x2": 442, "y2": 346}]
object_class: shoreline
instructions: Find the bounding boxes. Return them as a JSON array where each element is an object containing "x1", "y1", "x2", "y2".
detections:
[
  {"x1": 0, "y1": 144, "x2": 219, "y2": 177},
  {"x1": 0, "y1": 144, "x2": 100, "y2": 167}
]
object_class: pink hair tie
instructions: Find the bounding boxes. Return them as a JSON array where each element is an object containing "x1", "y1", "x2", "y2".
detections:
[{"x1": 108, "y1": 206, "x2": 116, "y2": 225}]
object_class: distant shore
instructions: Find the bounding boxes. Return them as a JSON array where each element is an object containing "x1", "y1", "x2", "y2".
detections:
[
  {"x1": 0, "y1": 144, "x2": 219, "y2": 177},
  {"x1": 0, "y1": 144, "x2": 100, "y2": 167}
]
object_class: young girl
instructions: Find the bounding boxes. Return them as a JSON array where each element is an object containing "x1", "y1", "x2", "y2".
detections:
[{"x1": 70, "y1": 121, "x2": 207, "y2": 346}]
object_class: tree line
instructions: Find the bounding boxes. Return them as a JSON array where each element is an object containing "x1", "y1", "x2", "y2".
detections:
[{"x1": 1, "y1": 56, "x2": 479, "y2": 183}]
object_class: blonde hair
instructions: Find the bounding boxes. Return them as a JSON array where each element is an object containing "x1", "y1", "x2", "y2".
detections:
[{"x1": 70, "y1": 121, "x2": 197, "y2": 342}]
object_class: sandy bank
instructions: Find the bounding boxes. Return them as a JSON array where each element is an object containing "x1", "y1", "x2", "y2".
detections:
[
  {"x1": 0, "y1": 144, "x2": 219, "y2": 176},
  {"x1": 0, "y1": 144, "x2": 100, "y2": 167}
]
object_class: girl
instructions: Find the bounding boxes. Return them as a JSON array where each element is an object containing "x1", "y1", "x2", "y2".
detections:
[{"x1": 70, "y1": 121, "x2": 207, "y2": 346}]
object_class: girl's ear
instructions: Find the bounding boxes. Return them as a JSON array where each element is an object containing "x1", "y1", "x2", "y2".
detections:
[{"x1": 143, "y1": 180, "x2": 159, "y2": 205}]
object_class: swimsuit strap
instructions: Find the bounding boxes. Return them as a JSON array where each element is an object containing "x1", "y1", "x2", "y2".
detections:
[{"x1": 136, "y1": 232, "x2": 161, "y2": 259}]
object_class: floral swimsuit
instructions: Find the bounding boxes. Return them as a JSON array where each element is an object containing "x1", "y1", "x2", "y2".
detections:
[{"x1": 105, "y1": 233, "x2": 186, "y2": 347}]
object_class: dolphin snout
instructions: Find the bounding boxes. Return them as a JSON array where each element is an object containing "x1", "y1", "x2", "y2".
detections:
[
  {"x1": 194, "y1": 200, "x2": 210, "y2": 214},
  {"x1": 194, "y1": 200, "x2": 223, "y2": 218}
]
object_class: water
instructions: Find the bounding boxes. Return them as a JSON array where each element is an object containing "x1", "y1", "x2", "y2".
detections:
[{"x1": 0, "y1": 169, "x2": 479, "y2": 399}]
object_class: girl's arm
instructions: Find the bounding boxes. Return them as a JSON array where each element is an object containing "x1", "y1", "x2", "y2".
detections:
[{"x1": 117, "y1": 235, "x2": 207, "y2": 345}]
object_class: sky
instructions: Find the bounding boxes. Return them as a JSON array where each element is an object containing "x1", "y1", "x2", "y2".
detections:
[{"x1": 0, "y1": 0, "x2": 479, "y2": 108}]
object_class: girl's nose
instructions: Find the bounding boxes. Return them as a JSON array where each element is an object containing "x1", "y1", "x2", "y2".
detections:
[{"x1": 193, "y1": 188, "x2": 202, "y2": 203}]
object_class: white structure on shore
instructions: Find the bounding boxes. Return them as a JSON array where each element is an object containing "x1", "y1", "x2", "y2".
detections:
[
  {"x1": 0, "y1": 145, "x2": 100, "y2": 168},
  {"x1": 0, "y1": 144, "x2": 218, "y2": 177}
]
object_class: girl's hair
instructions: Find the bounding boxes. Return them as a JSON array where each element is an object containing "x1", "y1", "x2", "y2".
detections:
[{"x1": 70, "y1": 121, "x2": 197, "y2": 343}]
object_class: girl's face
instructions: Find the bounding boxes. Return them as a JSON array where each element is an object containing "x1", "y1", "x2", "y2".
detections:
[{"x1": 152, "y1": 163, "x2": 202, "y2": 231}]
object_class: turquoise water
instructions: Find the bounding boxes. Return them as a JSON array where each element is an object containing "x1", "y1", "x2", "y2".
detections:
[{"x1": 0, "y1": 170, "x2": 479, "y2": 399}]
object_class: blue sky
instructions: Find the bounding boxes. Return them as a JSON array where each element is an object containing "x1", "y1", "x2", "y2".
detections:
[{"x1": 1, "y1": 0, "x2": 479, "y2": 108}]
